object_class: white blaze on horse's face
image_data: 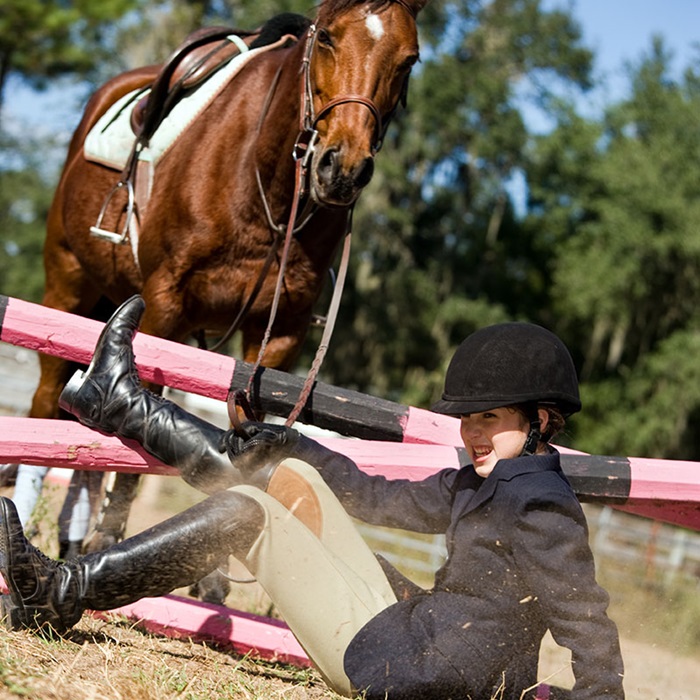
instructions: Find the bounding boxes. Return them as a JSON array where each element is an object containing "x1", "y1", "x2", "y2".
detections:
[
  {"x1": 309, "y1": 2, "x2": 419, "y2": 207},
  {"x1": 365, "y1": 13, "x2": 385, "y2": 42},
  {"x1": 365, "y1": 14, "x2": 385, "y2": 72}
]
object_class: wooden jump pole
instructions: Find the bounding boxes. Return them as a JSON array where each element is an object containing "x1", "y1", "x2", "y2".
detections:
[
  {"x1": 1, "y1": 417, "x2": 698, "y2": 531},
  {"x1": 0, "y1": 294, "x2": 460, "y2": 445}
]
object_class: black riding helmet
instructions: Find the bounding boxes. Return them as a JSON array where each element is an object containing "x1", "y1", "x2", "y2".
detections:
[{"x1": 431, "y1": 322, "x2": 581, "y2": 418}]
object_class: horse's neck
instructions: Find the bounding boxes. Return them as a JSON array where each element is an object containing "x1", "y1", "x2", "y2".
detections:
[
  {"x1": 263, "y1": 44, "x2": 304, "y2": 145},
  {"x1": 254, "y1": 43, "x2": 311, "y2": 207}
]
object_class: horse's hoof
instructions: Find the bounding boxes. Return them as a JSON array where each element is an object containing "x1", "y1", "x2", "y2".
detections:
[
  {"x1": 0, "y1": 464, "x2": 18, "y2": 489},
  {"x1": 189, "y1": 570, "x2": 231, "y2": 606}
]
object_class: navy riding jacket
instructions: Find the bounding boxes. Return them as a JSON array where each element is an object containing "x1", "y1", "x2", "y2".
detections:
[{"x1": 296, "y1": 439, "x2": 625, "y2": 700}]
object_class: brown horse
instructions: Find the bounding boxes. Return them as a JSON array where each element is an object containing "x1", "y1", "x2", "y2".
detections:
[{"x1": 28, "y1": 0, "x2": 426, "y2": 562}]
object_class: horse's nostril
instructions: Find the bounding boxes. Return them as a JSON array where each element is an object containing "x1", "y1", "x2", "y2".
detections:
[
  {"x1": 355, "y1": 157, "x2": 374, "y2": 188},
  {"x1": 317, "y1": 149, "x2": 374, "y2": 190},
  {"x1": 317, "y1": 148, "x2": 339, "y2": 184}
]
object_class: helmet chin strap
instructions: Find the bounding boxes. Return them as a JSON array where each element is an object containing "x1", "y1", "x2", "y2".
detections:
[{"x1": 520, "y1": 403, "x2": 541, "y2": 456}]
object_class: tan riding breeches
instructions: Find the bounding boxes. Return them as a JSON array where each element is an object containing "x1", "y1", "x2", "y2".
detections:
[{"x1": 230, "y1": 458, "x2": 397, "y2": 697}]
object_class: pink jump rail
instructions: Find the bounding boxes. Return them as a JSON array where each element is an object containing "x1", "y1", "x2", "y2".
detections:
[
  {"x1": 1, "y1": 417, "x2": 699, "y2": 531},
  {"x1": 0, "y1": 295, "x2": 698, "y2": 530},
  {"x1": 0, "y1": 294, "x2": 462, "y2": 445}
]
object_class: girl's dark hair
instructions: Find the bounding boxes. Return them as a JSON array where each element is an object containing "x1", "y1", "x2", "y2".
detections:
[
  {"x1": 539, "y1": 405, "x2": 566, "y2": 443},
  {"x1": 510, "y1": 403, "x2": 566, "y2": 444}
]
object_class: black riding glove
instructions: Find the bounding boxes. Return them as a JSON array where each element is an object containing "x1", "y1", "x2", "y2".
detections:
[{"x1": 221, "y1": 421, "x2": 299, "y2": 478}]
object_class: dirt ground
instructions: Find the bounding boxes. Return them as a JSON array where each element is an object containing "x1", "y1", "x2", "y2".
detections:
[{"x1": 538, "y1": 631, "x2": 700, "y2": 699}]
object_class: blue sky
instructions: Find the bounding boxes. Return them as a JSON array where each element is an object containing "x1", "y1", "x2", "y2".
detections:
[
  {"x1": 5, "y1": 0, "x2": 700, "y2": 136},
  {"x1": 558, "y1": 0, "x2": 699, "y2": 106}
]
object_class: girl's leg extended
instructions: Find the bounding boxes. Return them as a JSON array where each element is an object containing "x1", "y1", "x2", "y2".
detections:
[{"x1": 234, "y1": 458, "x2": 397, "y2": 697}]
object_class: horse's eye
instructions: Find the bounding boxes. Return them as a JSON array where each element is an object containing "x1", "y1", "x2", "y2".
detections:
[
  {"x1": 317, "y1": 28, "x2": 333, "y2": 49},
  {"x1": 401, "y1": 54, "x2": 419, "y2": 72}
]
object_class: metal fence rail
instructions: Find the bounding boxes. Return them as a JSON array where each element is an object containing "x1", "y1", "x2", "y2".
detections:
[
  {"x1": 357, "y1": 505, "x2": 700, "y2": 587},
  {"x1": 358, "y1": 504, "x2": 700, "y2": 586},
  {"x1": 589, "y1": 505, "x2": 700, "y2": 585}
]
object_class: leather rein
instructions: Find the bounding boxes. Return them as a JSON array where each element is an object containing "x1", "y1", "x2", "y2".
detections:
[{"x1": 224, "y1": 22, "x2": 392, "y2": 428}]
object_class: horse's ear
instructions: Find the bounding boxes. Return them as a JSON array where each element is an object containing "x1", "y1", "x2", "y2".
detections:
[{"x1": 408, "y1": 0, "x2": 430, "y2": 15}]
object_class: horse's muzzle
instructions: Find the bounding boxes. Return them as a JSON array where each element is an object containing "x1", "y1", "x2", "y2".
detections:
[{"x1": 312, "y1": 146, "x2": 375, "y2": 206}]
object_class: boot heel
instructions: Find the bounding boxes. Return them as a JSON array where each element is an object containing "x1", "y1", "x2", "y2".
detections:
[
  {"x1": 0, "y1": 596, "x2": 40, "y2": 631},
  {"x1": 58, "y1": 370, "x2": 87, "y2": 414},
  {"x1": 0, "y1": 595, "x2": 24, "y2": 630}
]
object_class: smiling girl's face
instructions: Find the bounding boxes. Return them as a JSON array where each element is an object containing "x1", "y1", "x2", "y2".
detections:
[{"x1": 460, "y1": 407, "x2": 548, "y2": 477}]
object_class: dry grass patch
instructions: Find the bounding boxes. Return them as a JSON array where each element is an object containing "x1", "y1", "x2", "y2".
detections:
[{"x1": 0, "y1": 614, "x2": 340, "y2": 700}]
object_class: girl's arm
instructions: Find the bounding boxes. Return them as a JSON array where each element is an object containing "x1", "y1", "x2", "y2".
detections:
[{"x1": 511, "y1": 483, "x2": 625, "y2": 699}]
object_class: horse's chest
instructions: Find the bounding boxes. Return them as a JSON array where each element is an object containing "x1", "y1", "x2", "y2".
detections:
[{"x1": 186, "y1": 246, "x2": 323, "y2": 312}]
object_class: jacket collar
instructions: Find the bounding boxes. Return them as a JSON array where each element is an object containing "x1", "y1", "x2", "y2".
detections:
[{"x1": 463, "y1": 450, "x2": 561, "y2": 514}]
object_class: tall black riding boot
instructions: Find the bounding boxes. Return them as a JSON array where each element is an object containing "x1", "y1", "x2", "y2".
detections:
[
  {"x1": 59, "y1": 295, "x2": 276, "y2": 494},
  {"x1": 0, "y1": 492, "x2": 266, "y2": 632}
]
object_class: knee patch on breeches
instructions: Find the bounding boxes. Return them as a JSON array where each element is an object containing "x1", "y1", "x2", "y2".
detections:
[{"x1": 265, "y1": 461, "x2": 323, "y2": 538}]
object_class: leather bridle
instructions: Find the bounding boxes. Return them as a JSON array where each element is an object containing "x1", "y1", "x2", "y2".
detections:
[
  {"x1": 227, "y1": 17, "x2": 413, "y2": 427},
  {"x1": 297, "y1": 23, "x2": 385, "y2": 159}
]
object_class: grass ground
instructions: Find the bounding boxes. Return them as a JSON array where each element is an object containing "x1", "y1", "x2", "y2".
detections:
[{"x1": 0, "y1": 614, "x2": 335, "y2": 700}]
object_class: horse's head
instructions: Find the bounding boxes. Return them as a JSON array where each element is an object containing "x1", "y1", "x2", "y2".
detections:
[{"x1": 303, "y1": 0, "x2": 427, "y2": 207}]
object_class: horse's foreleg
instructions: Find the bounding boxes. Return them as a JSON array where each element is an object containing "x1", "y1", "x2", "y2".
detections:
[
  {"x1": 242, "y1": 317, "x2": 311, "y2": 371},
  {"x1": 82, "y1": 470, "x2": 142, "y2": 552},
  {"x1": 20, "y1": 352, "x2": 81, "y2": 532},
  {"x1": 20, "y1": 248, "x2": 104, "y2": 542},
  {"x1": 30, "y1": 263, "x2": 103, "y2": 421},
  {"x1": 29, "y1": 353, "x2": 77, "y2": 420}
]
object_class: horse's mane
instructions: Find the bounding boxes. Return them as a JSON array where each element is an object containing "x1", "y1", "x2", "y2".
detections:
[
  {"x1": 249, "y1": 1, "x2": 418, "y2": 43},
  {"x1": 319, "y1": 0, "x2": 417, "y2": 24},
  {"x1": 249, "y1": 12, "x2": 312, "y2": 49}
]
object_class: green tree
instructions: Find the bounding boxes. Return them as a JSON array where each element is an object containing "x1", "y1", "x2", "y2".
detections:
[
  {"x1": 0, "y1": 131, "x2": 55, "y2": 302},
  {"x1": 110, "y1": 0, "x2": 313, "y2": 72},
  {"x1": 316, "y1": 0, "x2": 594, "y2": 406},
  {"x1": 0, "y1": 0, "x2": 143, "y2": 117},
  {"x1": 525, "y1": 38, "x2": 700, "y2": 458}
]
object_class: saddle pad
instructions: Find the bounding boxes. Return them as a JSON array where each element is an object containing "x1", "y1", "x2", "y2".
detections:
[{"x1": 84, "y1": 35, "x2": 286, "y2": 171}]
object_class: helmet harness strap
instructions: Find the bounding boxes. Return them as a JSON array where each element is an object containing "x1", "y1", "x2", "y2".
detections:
[{"x1": 521, "y1": 402, "x2": 542, "y2": 456}]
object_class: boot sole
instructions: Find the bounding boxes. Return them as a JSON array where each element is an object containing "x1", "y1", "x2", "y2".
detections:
[
  {"x1": 0, "y1": 498, "x2": 30, "y2": 623},
  {"x1": 58, "y1": 295, "x2": 145, "y2": 416},
  {"x1": 0, "y1": 499, "x2": 76, "y2": 632},
  {"x1": 0, "y1": 595, "x2": 29, "y2": 630}
]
